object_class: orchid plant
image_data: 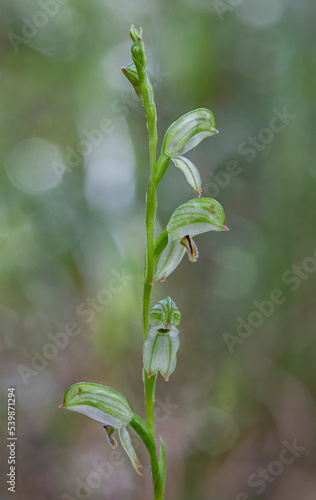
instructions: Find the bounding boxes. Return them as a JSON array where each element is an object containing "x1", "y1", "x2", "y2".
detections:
[{"x1": 60, "y1": 26, "x2": 228, "y2": 499}]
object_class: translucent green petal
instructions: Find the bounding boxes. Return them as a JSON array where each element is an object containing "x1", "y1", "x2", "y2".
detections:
[
  {"x1": 167, "y1": 197, "x2": 228, "y2": 240},
  {"x1": 119, "y1": 427, "x2": 143, "y2": 475},
  {"x1": 143, "y1": 328, "x2": 180, "y2": 381},
  {"x1": 60, "y1": 382, "x2": 134, "y2": 429},
  {"x1": 149, "y1": 297, "x2": 181, "y2": 327},
  {"x1": 151, "y1": 237, "x2": 185, "y2": 284},
  {"x1": 171, "y1": 155, "x2": 202, "y2": 197},
  {"x1": 162, "y1": 108, "x2": 218, "y2": 157}
]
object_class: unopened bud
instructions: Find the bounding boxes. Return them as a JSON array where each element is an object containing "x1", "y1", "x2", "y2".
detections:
[
  {"x1": 130, "y1": 25, "x2": 142, "y2": 42},
  {"x1": 131, "y1": 39, "x2": 147, "y2": 72}
]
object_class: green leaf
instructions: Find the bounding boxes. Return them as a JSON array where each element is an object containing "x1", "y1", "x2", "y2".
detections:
[
  {"x1": 167, "y1": 197, "x2": 228, "y2": 240},
  {"x1": 158, "y1": 438, "x2": 167, "y2": 495},
  {"x1": 153, "y1": 230, "x2": 169, "y2": 263},
  {"x1": 129, "y1": 415, "x2": 161, "y2": 489},
  {"x1": 171, "y1": 155, "x2": 202, "y2": 197},
  {"x1": 153, "y1": 153, "x2": 170, "y2": 187},
  {"x1": 59, "y1": 382, "x2": 142, "y2": 474},
  {"x1": 161, "y1": 108, "x2": 218, "y2": 157}
]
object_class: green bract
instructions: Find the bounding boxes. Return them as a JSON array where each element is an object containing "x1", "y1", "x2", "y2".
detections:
[
  {"x1": 59, "y1": 383, "x2": 142, "y2": 475},
  {"x1": 162, "y1": 108, "x2": 218, "y2": 157},
  {"x1": 121, "y1": 63, "x2": 144, "y2": 104},
  {"x1": 152, "y1": 198, "x2": 228, "y2": 283},
  {"x1": 144, "y1": 298, "x2": 181, "y2": 381},
  {"x1": 131, "y1": 38, "x2": 147, "y2": 72}
]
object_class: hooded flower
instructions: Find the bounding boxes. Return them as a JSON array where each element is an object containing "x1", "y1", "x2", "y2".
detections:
[
  {"x1": 143, "y1": 297, "x2": 181, "y2": 381},
  {"x1": 154, "y1": 108, "x2": 219, "y2": 192},
  {"x1": 151, "y1": 198, "x2": 228, "y2": 283},
  {"x1": 59, "y1": 382, "x2": 142, "y2": 474},
  {"x1": 161, "y1": 108, "x2": 218, "y2": 157}
]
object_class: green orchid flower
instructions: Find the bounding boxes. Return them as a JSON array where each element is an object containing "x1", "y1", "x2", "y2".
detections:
[
  {"x1": 151, "y1": 198, "x2": 228, "y2": 283},
  {"x1": 59, "y1": 382, "x2": 142, "y2": 475},
  {"x1": 143, "y1": 297, "x2": 181, "y2": 381}
]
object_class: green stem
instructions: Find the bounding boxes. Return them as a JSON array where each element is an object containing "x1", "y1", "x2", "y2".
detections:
[
  {"x1": 139, "y1": 71, "x2": 158, "y2": 429},
  {"x1": 143, "y1": 173, "x2": 158, "y2": 438},
  {"x1": 138, "y1": 65, "x2": 165, "y2": 499},
  {"x1": 143, "y1": 165, "x2": 158, "y2": 439},
  {"x1": 144, "y1": 372, "x2": 157, "y2": 435}
]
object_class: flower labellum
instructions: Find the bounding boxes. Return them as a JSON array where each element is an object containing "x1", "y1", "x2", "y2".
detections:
[
  {"x1": 59, "y1": 382, "x2": 142, "y2": 474},
  {"x1": 180, "y1": 235, "x2": 199, "y2": 262},
  {"x1": 143, "y1": 297, "x2": 181, "y2": 381}
]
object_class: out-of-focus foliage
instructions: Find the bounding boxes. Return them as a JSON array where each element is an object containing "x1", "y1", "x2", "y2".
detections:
[{"x1": 0, "y1": 0, "x2": 316, "y2": 499}]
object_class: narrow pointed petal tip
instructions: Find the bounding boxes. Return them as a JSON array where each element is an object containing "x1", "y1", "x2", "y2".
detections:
[
  {"x1": 58, "y1": 403, "x2": 64, "y2": 408},
  {"x1": 222, "y1": 224, "x2": 229, "y2": 231},
  {"x1": 136, "y1": 460, "x2": 143, "y2": 475},
  {"x1": 197, "y1": 188, "x2": 202, "y2": 198},
  {"x1": 215, "y1": 128, "x2": 219, "y2": 134},
  {"x1": 164, "y1": 376, "x2": 169, "y2": 382}
]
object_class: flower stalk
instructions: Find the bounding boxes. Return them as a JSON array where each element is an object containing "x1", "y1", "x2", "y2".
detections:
[{"x1": 60, "y1": 24, "x2": 228, "y2": 500}]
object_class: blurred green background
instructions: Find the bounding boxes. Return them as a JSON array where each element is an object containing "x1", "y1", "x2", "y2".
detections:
[{"x1": 1, "y1": 0, "x2": 316, "y2": 499}]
